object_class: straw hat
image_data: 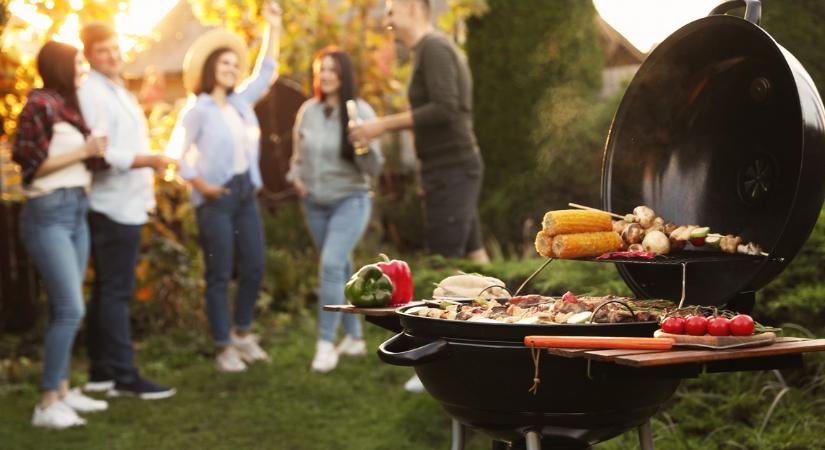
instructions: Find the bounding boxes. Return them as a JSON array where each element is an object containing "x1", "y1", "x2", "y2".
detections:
[{"x1": 182, "y1": 29, "x2": 249, "y2": 94}]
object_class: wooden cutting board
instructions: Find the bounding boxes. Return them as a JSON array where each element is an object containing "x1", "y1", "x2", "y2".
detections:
[{"x1": 654, "y1": 330, "x2": 776, "y2": 349}]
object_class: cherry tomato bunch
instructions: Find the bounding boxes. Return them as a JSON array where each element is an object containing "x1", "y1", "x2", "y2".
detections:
[{"x1": 661, "y1": 313, "x2": 755, "y2": 336}]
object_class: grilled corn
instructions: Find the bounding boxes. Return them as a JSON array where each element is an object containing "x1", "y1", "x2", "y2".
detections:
[
  {"x1": 534, "y1": 230, "x2": 554, "y2": 258},
  {"x1": 552, "y1": 231, "x2": 624, "y2": 259},
  {"x1": 542, "y1": 209, "x2": 612, "y2": 236}
]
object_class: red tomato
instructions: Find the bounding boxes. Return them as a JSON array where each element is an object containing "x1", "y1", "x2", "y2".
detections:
[
  {"x1": 707, "y1": 317, "x2": 731, "y2": 336},
  {"x1": 685, "y1": 315, "x2": 708, "y2": 336},
  {"x1": 661, "y1": 317, "x2": 686, "y2": 334},
  {"x1": 729, "y1": 314, "x2": 755, "y2": 336}
]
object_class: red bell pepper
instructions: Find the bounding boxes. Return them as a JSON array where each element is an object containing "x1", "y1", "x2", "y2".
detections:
[{"x1": 375, "y1": 254, "x2": 413, "y2": 306}]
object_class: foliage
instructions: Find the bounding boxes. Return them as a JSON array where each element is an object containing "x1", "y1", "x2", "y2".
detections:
[
  {"x1": 756, "y1": 208, "x2": 825, "y2": 335},
  {"x1": 190, "y1": 0, "x2": 400, "y2": 117},
  {"x1": 466, "y1": 0, "x2": 606, "y2": 251},
  {"x1": 761, "y1": 0, "x2": 825, "y2": 92}
]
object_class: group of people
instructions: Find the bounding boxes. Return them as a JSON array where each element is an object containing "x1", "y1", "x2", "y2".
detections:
[{"x1": 12, "y1": 0, "x2": 487, "y2": 429}]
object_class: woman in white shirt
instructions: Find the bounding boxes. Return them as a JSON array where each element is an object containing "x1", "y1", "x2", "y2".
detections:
[
  {"x1": 170, "y1": 1, "x2": 281, "y2": 372},
  {"x1": 13, "y1": 41, "x2": 108, "y2": 429}
]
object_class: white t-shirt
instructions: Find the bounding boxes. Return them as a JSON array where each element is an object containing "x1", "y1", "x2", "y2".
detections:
[
  {"x1": 221, "y1": 105, "x2": 249, "y2": 175},
  {"x1": 27, "y1": 122, "x2": 91, "y2": 197}
]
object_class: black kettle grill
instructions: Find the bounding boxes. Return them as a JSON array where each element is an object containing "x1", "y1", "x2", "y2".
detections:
[{"x1": 377, "y1": 1, "x2": 825, "y2": 449}]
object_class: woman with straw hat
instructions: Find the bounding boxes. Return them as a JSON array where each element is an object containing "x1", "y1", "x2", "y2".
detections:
[{"x1": 168, "y1": 1, "x2": 281, "y2": 372}]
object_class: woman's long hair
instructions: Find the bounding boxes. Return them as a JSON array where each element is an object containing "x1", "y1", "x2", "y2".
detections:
[
  {"x1": 312, "y1": 46, "x2": 358, "y2": 162},
  {"x1": 196, "y1": 47, "x2": 236, "y2": 95},
  {"x1": 37, "y1": 41, "x2": 84, "y2": 120}
]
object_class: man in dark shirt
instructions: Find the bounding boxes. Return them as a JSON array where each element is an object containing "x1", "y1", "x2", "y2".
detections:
[{"x1": 350, "y1": 0, "x2": 489, "y2": 263}]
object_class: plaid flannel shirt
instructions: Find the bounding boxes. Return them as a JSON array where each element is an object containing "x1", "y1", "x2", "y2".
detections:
[{"x1": 12, "y1": 88, "x2": 107, "y2": 185}]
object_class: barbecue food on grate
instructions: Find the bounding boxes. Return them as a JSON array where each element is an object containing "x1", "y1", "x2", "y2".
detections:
[
  {"x1": 407, "y1": 295, "x2": 674, "y2": 325},
  {"x1": 618, "y1": 205, "x2": 765, "y2": 256}
]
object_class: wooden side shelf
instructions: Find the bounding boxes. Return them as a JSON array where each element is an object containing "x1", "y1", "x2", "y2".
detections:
[
  {"x1": 323, "y1": 303, "x2": 416, "y2": 317},
  {"x1": 545, "y1": 337, "x2": 825, "y2": 367}
]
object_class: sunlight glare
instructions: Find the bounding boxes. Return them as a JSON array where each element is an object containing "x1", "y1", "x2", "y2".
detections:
[
  {"x1": 9, "y1": 0, "x2": 177, "y2": 54},
  {"x1": 593, "y1": 0, "x2": 722, "y2": 53},
  {"x1": 54, "y1": 13, "x2": 83, "y2": 49},
  {"x1": 8, "y1": 1, "x2": 53, "y2": 30}
]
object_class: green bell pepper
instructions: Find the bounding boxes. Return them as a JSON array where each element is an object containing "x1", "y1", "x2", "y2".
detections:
[{"x1": 345, "y1": 264, "x2": 394, "y2": 308}]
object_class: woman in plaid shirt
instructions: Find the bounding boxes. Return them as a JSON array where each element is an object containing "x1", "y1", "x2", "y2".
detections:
[{"x1": 13, "y1": 41, "x2": 108, "y2": 429}]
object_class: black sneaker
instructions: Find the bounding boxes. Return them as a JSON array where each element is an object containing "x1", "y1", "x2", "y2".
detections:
[{"x1": 108, "y1": 376, "x2": 176, "y2": 400}]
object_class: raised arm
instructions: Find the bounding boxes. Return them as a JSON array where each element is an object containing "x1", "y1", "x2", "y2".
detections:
[{"x1": 235, "y1": 1, "x2": 282, "y2": 105}]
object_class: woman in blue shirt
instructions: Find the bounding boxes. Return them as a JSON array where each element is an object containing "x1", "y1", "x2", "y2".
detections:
[
  {"x1": 288, "y1": 47, "x2": 384, "y2": 373},
  {"x1": 170, "y1": 1, "x2": 281, "y2": 372}
]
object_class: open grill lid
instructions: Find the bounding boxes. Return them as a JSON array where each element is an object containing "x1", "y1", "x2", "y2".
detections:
[{"x1": 601, "y1": 0, "x2": 825, "y2": 307}]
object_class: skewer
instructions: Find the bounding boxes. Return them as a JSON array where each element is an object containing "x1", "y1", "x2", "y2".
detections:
[
  {"x1": 567, "y1": 202, "x2": 625, "y2": 220},
  {"x1": 567, "y1": 203, "x2": 771, "y2": 257}
]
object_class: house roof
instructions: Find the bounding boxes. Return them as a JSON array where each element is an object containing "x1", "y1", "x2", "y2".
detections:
[
  {"x1": 595, "y1": 14, "x2": 647, "y2": 67},
  {"x1": 123, "y1": 0, "x2": 214, "y2": 78}
]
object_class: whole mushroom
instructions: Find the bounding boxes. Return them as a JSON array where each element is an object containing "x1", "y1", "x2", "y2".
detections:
[
  {"x1": 633, "y1": 206, "x2": 657, "y2": 228},
  {"x1": 621, "y1": 223, "x2": 644, "y2": 244},
  {"x1": 642, "y1": 230, "x2": 671, "y2": 255}
]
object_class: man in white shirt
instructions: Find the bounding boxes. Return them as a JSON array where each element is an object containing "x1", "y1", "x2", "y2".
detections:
[{"x1": 78, "y1": 22, "x2": 175, "y2": 400}]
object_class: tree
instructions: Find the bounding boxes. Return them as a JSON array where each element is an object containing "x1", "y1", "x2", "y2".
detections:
[{"x1": 466, "y1": 0, "x2": 605, "y2": 251}]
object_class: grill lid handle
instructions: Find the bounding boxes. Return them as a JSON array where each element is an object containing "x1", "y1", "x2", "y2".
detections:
[{"x1": 710, "y1": 0, "x2": 761, "y2": 25}]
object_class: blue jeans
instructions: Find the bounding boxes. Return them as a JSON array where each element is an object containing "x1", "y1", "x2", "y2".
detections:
[
  {"x1": 20, "y1": 188, "x2": 89, "y2": 391},
  {"x1": 302, "y1": 192, "x2": 371, "y2": 343},
  {"x1": 86, "y1": 211, "x2": 142, "y2": 383},
  {"x1": 195, "y1": 173, "x2": 265, "y2": 346}
]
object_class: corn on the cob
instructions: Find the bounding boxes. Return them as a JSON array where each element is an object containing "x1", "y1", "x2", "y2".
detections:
[
  {"x1": 552, "y1": 231, "x2": 623, "y2": 259},
  {"x1": 534, "y1": 230, "x2": 554, "y2": 257},
  {"x1": 542, "y1": 209, "x2": 612, "y2": 236}
]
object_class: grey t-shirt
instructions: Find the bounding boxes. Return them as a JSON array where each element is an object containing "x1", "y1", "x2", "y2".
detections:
[{"x1": 288, "y1": 98, "x2": 384, "y2": 204}]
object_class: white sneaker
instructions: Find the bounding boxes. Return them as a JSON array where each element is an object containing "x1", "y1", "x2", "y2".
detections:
[
  {"x1": 62, "y1": 388, "x2": 108, "y2": 413},
  {"x1": 83, "y1": 380, "x2": 114, "y2": 393},
  {"x1": 336, "y1": 335, "x2": 367, "y2": 356},
  {"x1": 216, "y1": 346, "x2": 247, "y2": 372},
  {"x1": 310, "y1": 340, "x2": 338, "y2": 373},
  {"x1": 231, "y1": 331, "x2": 270, "y2": 363},
  {"x1": 404, "y1": 374, "x2": 426, "y2": 393},
  {"x1": 32, "y1": 401, "x2": 87, "y2": 429}
]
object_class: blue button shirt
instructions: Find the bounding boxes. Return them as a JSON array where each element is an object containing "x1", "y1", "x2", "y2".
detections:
[
  {"x1": 172, "y1": 57, "x2": 277, "y2": 207},
  {"x1": 78, "y1": 71, "x2": 155, "y2": 225}
]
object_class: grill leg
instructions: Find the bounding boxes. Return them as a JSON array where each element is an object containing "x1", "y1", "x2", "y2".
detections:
[
  {"x1": 524, "y1": 431, "x2": 541, "y2": 450},
  {"x1": 638, "y1": 421, "x2": 654, "y2": 450},
  {"x1": 451, "y1": 419, "x2": 465, "y2": 450}
]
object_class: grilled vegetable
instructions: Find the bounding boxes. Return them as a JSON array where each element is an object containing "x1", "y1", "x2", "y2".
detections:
[
  {"x1": 633, "y1": 206, "x2": 656, "y2": 228},
  {"x1": 689, "y1": 227, "x2": 709, "y2": 246},
  {"x1": 542, "y1": 209, "x2": 613, "y2": 236},
  {"x1": 621, "y1": 223, "x2": 644, "y2": 244},
  {"x1": 720, "y1": 234, "x2": 742, "y2": 253},
  {"x1": 551, "y1": 231, "x2": 624, "y2": 259},
  {"x1": 642, "y1": 230, "x2": 671, "y2": 255},
  {"x1": 534, "y1": 230, "x2": 553, "y2": 257}
]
